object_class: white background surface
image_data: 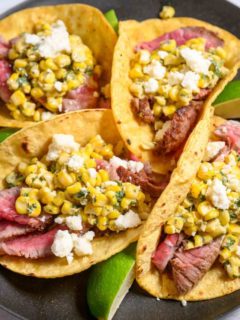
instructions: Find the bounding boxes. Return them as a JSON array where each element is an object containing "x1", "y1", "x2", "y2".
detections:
[{"x1": 0, "y1": 0, "x2": 239, "y2": 319}]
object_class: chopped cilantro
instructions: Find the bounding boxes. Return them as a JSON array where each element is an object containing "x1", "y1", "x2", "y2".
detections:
[
  {"x1": 225, "y1": 237, "x2": 235, "y2": 249},
  {"x1": 199, "y1": 194, "x2": 206, "y2": 202},
  {"x1": 48, "y1": 163, "x2": 57, "y2": 173},
  {"x1": 116, "y1": 190, "x2": 125, "y2": 202},
  {"x1": 236, "y1": 199, "x2": 240, "y2": 207},
  {"x1": 18, "y1": 76, "x2": 28, "y2": 86},
  {"x1": 75, "y1": 189, "x2": 89, "y2": 199},
  {"x1": 229, "y1": 211, "x2": 237, "y2": 221},
  {"x1": 27, "y1": 203, "x2": 37, "y2": 214}
]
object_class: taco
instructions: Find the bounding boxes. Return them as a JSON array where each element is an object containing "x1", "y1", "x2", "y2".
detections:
[
  {"x1": 0, "y1": 109, "x2": 169, "y2": 278},
  {"x1": 136, "y1": 115, "x2": 240, "y2": 300},
  {"x1": 111, "y1": 17, "x2": 240, "y2": 174},
  {"x1": 0, "y1": 4, "x2": 117, "y2": 128}
]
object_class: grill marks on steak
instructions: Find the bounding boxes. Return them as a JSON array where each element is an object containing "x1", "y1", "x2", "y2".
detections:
[
  {"x1": 171, "y1": 237, "x2": 222, "y2": 294},
  {"x1": 0, "y1": 226, "x2": 63, "y2": 259},
  {"x1": 155, "y1": 102, "x2": 202, "y2": 154},
  {"x1": 131, "y1": 97, "x2": 155, "y2": 124},
  {"x1": 117, "y1": 166, "x2": 168, "y2": 197},
  {"x1": 152, "y1": 233, "x2": 184, "y2": 273},
  {"x1": 0, "y1": 188, "x2": 53, "y2": 230},
  {"x1": 136, "y1": 26, "x2": 223, "y2": 52}
]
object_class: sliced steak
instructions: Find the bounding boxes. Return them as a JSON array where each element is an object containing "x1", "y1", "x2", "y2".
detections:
[
  {"x1": 0, "y1": 187, "x2": 53, "y2": 230},
  {"x1": 0, "y1": 226, "x2": 63, "y2": 259},
  {"x1": 194, "y1": 88, "x2": 212, "y2": 101},
  {"x1": 214, "y1": 120, "x2": 240, "y2": 154},
  {"x1": 136, "y1": 26, "x2": 223, "y2": 52},
  {"x1": 0, "y1": 59, "x2": 12, "y2": 102},
  {"x1": 0, "y1": 221, "x2": 34, "y2": 241},
  {"x1": 117, "y1": 166, "x2": 168, "y2": 197},
  {"x1": 131, "y1": 97, "x2": 155, "y2": 124},
  {"x1": 154, "y1": 102, "x2": 202, "y2": 155},
  {"x1": 98, "y1": 97, "x2": 111, "y2": 109},
  {"x1": 171, "y1": 237, "x2": 222, "y2": 294},
  {"x1": 0, "y1": 38, "x2": 10, "y2": 59},
  {"x1": 152, "y1": 233, "x2": 184, "y2": 273},
  {"x1": 62, "y1": 81, "x2": 98, "y2": 112}
]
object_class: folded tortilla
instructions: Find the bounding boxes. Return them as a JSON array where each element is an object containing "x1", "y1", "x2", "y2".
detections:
[
  {"x1": 136, "y1": 113, "x2": 240, "y2": 300},
  {"x1": 0, "y1": 4, "x2": 117, "y2": 128},
  {"x1": 111, "y1": 17, "x2": 240, "y2": 174},
  {"x1": 0, "y1": 109, "x2": 142, "y2": 278}
]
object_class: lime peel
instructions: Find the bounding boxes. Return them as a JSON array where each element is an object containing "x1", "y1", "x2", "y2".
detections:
[{"x1": 87, "y1": 243, "x2": 136, "y2": 320}]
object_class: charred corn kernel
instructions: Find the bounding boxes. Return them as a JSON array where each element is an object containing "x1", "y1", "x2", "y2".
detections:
[
  {"x1": 129, "y1": 64, "x2": 143, "y2": 78},
  {"x1": 228, "y1": 224, "x2": 240, "y2": 235},
  {"x1": 153, "y1": 103, "x2": 162, "y2": 116},
  {"x1": 55, "y1": 54, "x2": 71, "y2": 68},
  {"x1": 108, "y1": 209, "x2": 120, "y2": 219},
  {"x1": 61, "y1": 200, "x2": 73, "y2": 215},
  {"x1": 120, "y1": 197, "x2": 133, "y2": 209},
  {"x1": 204, "y1": 208, "x2": 219, "y2": 221},
  {"x1": 219, "y1": 210, "x2": 230, "y2": 226},
  {"x1": 94, "y1": 194, "x2": 108, "y2": 206},
  {"x1": 160, "y1": 39, "x2": 176, "y2": 52},
  {"x1": 14, "y1": 59, "x2": 27, "y2": 69},
  {"x1": 66, "y1": 182, "x2": 82, "y2": 194},
  {"x1": 194, "y1": 235, "x2": 203, "y2": 247},
  {"x1": 57, "y1": 170, "x2": 75, "y2": 187},
  {"x1": 10, "y1": 90, "x2": 26, "y2": 106},
  {"x1": 162, "y1": 105, "x2": 176, "y2": 117},
  {"x1": 159, "y1": 5, "x2": 175, "y2": 19},
  {"x1": 197, "y1": 162, "x2": 215, "y2": 180},
  {"x1": 44, "y1": 204, "x2": 59, "y2": 215},
  {"x1": 97, "y1": 216, "x2": 108, "y2": 231},
  {"x1": 31, "y1": 87, "x2": 44, "y2": 99},
  {"x1": 96, "y1": 170, "x2": 108, "y2": 182},
  {"x1": 205, "y1": 219, "x2": 226, "y2": 237},
  {"x1": 203, "y1": 234, "x2": 213, "y2": 244}
]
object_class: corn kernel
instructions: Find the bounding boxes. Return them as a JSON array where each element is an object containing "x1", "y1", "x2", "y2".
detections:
[
  {"x1": 219, "y1": 211, "x2": 230, "y2": 226},
  {"x1": 57, "y1": 170, "x2": 75, "y2": 187},
  {"x1": 44, "y1": 204, "x2": 60, "y2": 215},
  {"x1": 220, "y1": 248, "x2": 231, "y2": 261},
  {"x1": 14, "y1": 59, "x2": 27, "y2": 69},
  {"x1": 129, "y1": 64, "x2": 143, "y2": 79},
  {"x1": 10, "y1": 90, "x2": 26, "y2": 106},
  {"x1": 94, "y1": 193, "x2": 108, "y2": 206},
  {"x1": 160, "y1": 39, "x2": 176, "y2": 52},
  {"x1": 162, "y1": 105, "x2": 176, "y2": 117},
  {"x1": 159, "y1": 5, "x2": 175, "y2": 19},
  {"x1": 164, "y1": 224, "x2": 176, "y2": 234},
  {"x1": 108, "y1": 209, "x2": 120, "y2": 219},
  {"x1": 153, "y1": 103, "x2": 162, "y2": 116},
  {"x1": 55, "y1": 54, "x2": 71, "y2": 68},
  {"x1": 197, "y1": 162, "x2": 215, "y2": 180},
  {"x1": 204, "y1": 208, "x2": 219, "y2": 221},
  {"x1": 194, "y1": 235, "x2": 203, "y2": 247},
  {"x1": 66, "y1": 182, "x2": 82, "y2": 194},
  {"x1": 97, "y1": 216, "x2": 108, "y2": 231},
  {"x1": 53, "y1": 191, "x2": 65, "y2": 207},
  {"x1": 228, "y1": 224, "x2": 240, "y2": 235},
  {"x1": 61, "y1": 200, "x2": 73, "y2": 215},
  {"x1": 31, "y1": 87, "x2": 44, "y2": 100}
]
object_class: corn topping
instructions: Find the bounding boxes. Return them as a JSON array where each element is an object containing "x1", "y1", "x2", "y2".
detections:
[
  {"x1": 6, "y1": 134, "x2": 152, "y2": 233},
  {"x1": 129, "y1": 35, "x2": 228, "y2": 147},
  {"x1": 164, "y1": 150, "x2": 240, "y2": 278},
  {"x1": 6, "y1": 20, "x2": 101, "y2": 121}
]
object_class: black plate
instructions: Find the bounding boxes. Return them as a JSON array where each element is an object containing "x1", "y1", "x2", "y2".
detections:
[{"x1": 0, "y1": 0, "x2": 240, "y2": 319}]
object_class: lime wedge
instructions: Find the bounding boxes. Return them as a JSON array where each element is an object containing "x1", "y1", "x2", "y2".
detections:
[
  {"x1": 214, "y1": 80, "x2": 240, "y2": 119},
  {"x1": 0, "y1": 128, "x2": 18, "y2": 143},
  {"x1": 104, "y1": 9, "x2": 119, "y2": 33},
  {"x1": 87, "y1": 243, "x2": 136, "y2": 320}
]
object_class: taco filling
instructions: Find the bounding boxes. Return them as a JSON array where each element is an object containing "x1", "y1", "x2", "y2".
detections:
[
  {"x1": 129, "y1": 27, "x2": 229, "y2": 154},
  {"x1": 152, "y1": 120, "x2": 240, "y2": 294},
  {"x1": 0, "y1": 20, "x2": 108, "y2": 122},
  {"x1": 0, "y1": 133, "x2": 166, "y2": 264}
]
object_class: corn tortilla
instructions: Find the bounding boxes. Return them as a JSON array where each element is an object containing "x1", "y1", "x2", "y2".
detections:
[
  {"x1": 136, "y1": 113, "x2": 240, "y2": 300},
  {"x1": 111, "y1": 17, "x2": 240, "y2": 174},
  {"x1": 0, "y1": 109, "x2": 142, "y2": 278},
  {"x1": 0, "y1": 4, "x2": 117, "y2": 128}
]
